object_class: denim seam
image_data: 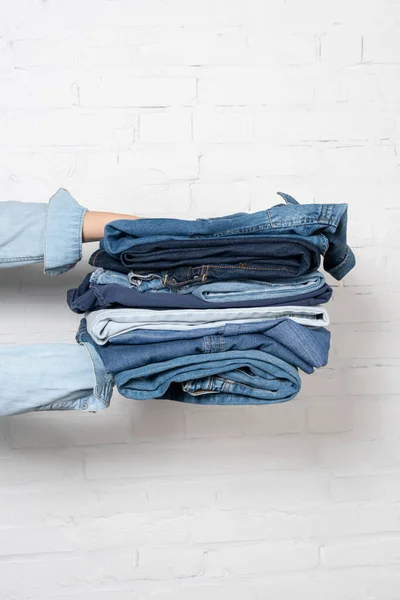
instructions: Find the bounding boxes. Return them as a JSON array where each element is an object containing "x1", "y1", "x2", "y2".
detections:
[
  {"x1": 341, "y1": 251, "x2": 352, "y2": 266},
  {"x1": 183, "y1": 388, "x2": 206, "y2": 396},
  {"x1": 98, "y1": 273, "x2": 127, "y2": 286},
  {"x1": 165, "y1": 265, "x2": 299, "y2": 287},
  {"x1": 91, "y1": 285, "x2": 113, "y2": 308},
  {"x1": 34, "y1": 400, "x2": 86, "y2": 412},
  {"x1": 183, "y1": 372, "x2": 283, "y2": 396},
  {"x1": 201, "y1": 264, "x2": 297, "y2": 271},
  {"x1": 74, "y1": 300, "x2": 92, "y2": 312},
  {"x1": 206, "y1": 376, "x2": 232, "y2": 394},
  {"x1": 266, "y1": 204, "x2": 342, "y2": 228},
  {"x1": 166, "y1": 266, "x2": 302, "y2": 281},
  {"x1": 0, "y1": 255, "x2": 43, "y2": 263},
  {"x1": 337, "y1": 249, "x2": 352, "y2": 266},
  {"x1": 192, "y1": 218, "x2": 270, "y2": 237},
  {"x1": 327, "y1": 248, "x2": 353, "y2": 275},
  {"x1": 265, "y1": 218, "x2": 335, "y2": 227},
  {"x1": 183, "y1": 377, "x2": 215, "y2": 394},
  {"x1": 214, "y1": 375, "x2": 279, "y2": 395},
  {"x1": 91, "y1": 250, "x2": 103, "y2": 267},
  {"x1": 225, "y1": 380, "x2": 233, "y2": 394},
  {"x1": 321, "y1": 204, "x2": 335, "y2": 224},
  {"x1": 320, "y1": 239, "x2": 329, "y2": 255},
  {"x1": 330, "y1": 253, "x2": 350, "y2": 271}
]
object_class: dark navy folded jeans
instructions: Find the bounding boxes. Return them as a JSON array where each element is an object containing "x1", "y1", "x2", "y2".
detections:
[
  {"x1": 77, "y1": 317, "x2": 330, "y2": 405},
  {"x1": 118, "y1": 235, "x2": 320, "y2": 272},
  {"x1": 89, "y1": 236, "x2": 321, "y2": 285},
  {"x1": 67, "y1": 273, "x2": 332, "y2": 313},
  {"x1": 99, "y1": 192, "x2": 355, "y2": 281}
]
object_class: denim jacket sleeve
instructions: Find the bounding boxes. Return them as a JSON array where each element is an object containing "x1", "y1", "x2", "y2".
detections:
[{"x1": 0, "y1": 188, "x2": 87, "y2": 275}]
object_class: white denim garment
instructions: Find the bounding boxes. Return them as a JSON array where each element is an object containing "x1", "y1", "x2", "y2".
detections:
[
  {"x1": 86, "y1": 305, "x2": 330, "y2": 345},
  {"x1": 0, "y1": 189, "x2": 113, "y2": 416}
]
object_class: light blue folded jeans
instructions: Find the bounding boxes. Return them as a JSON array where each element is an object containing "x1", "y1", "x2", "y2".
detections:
[
  {"x1": 86, "y1": 305, "x2": 330, "y2": 345},
  {"x1": 91, "y1": 268, "x2": 327, "y2": 303}
]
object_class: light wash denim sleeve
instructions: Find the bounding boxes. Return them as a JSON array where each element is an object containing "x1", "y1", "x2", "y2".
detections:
[
  {"x1": 0, "y1": 343, "x2": 113, "y2": 416},
  {"x1": 0, "y1": 188, "x2": 87, "y2": 275},
  {"x1": 0, "y1": 189, "x2": 114, "y2": 416}
]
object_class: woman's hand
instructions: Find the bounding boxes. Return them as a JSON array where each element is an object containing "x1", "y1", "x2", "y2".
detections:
[{"x1": 82, "y1": 211, "x2": 138, "y2": 243}]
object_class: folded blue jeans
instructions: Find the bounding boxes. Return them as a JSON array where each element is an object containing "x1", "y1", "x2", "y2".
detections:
[
  {"x1": 91, "y1": 268, "x2": 331, "y2": 305},
  {"x1": 85, "y1": 305, "x2": 330, "y2": 345},
  {"x1": 67, "y1": 270, "x2": 332, "y2": 313},
  {"x1": 85, "y1": 318, "x2": 330, "y2": 374},
  {"x1": 90, "y1": 319, "x2": 327, "y2": 346},
  {"x1": 99, "y1": 192, "x2": 355, "y2": 281},
  {"x1": 117, "y1": 236, "x2": 320, "y2": 278},
  {"x1": 78, "y1": 317, "x2": 330, "y2": 405},
  {"x1": 90, "y1": 235, "x2": 321, "y2": 285}
]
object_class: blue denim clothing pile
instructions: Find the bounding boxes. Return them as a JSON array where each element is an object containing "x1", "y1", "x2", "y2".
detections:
[
  {"x1": 69, "y1": 192, "x2": 355, "y2": 406},
  {"x1": 95, "y1": 191, "x2": 355, "y2": 281},
  {"x1": 77, "y1": 316, "x2": 330, "y2": 405}
]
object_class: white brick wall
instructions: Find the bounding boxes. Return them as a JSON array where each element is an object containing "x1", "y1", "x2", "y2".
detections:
[{"x1": 0, "y1": 0, "x2": 399, "y2": 598}]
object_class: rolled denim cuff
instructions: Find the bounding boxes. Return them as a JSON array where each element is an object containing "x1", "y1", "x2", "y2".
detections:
[
  {"x1": 324, "y1": 246, "x2": 356, "y2": 281},
  {"x1": 44, "y1": 188, "x2": 87, "y2": 275}
]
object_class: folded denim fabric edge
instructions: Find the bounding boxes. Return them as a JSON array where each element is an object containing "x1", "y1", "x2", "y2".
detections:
[
  {"x1": 325, "y1": 247, "x2": 356, "y2": 281},
  {"x1": 84, "y1": 305, "x2": 330, "y2": 345}
]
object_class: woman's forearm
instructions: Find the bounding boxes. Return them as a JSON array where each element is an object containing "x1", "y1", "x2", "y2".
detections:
[{"x1": 82, "y1": 211, "x2": 139, "y2": 243}]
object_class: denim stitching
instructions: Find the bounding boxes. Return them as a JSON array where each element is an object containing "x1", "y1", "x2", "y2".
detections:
[
  {"x1": 199, "y1": 264, "x2": 298, "y2": 272},
  {"x1": 165, "y1": 261, "x2": 300, "y2": 287},
  {"x1": 328, "y1": 249, "x2": 353, "y2": 275},
  {"x1": 210, "y1": 219, "x2": 272, "y2": 237},
  {"x1": 91, "y1": 250, "x2": 102, "y2": 267},
  {"x1": 0, "y1": 255, "x2": 43, "y2": 263},
  {"x1": 266, "y1": 217, "x2": 336, "y2": 227},
  {"x1": 202, "y1": 265, "x2": 209, "y2": 282},
  {"x1": 92, "y1": 286, "x2": 113, "y2": 308},
  {"x1": 213, "y1": 376, "x2": 280, "y2": 395}
]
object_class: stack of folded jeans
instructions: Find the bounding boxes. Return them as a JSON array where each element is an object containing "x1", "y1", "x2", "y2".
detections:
[{"x1": 68, "y1": 192, "x2": 355, "y2": 405}]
